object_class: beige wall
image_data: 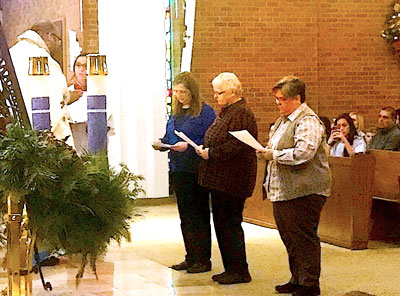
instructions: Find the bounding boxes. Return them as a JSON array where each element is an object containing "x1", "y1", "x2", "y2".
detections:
[{"x1": 1, "y1": 0, "x2": 98, "y2": 74}]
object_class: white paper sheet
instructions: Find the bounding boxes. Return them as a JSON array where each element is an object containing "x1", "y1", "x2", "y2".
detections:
[
  {"x1": 229, "y1": 130, "x2": 264, "y2": 150},
  {"x1": 158, "y1": 143, "x2": 172, "y2": 149},
  {"x1": 174, "y1": 130, "x2": 199, "y2": 149}
]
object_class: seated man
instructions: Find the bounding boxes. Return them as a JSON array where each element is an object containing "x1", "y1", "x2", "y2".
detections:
[{"x1": 369, "y1": 106, "x2": 400, "y2": 151}]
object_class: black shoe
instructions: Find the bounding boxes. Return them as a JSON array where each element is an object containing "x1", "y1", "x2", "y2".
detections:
[
  {"x1": 275, "y1": 282, "x2": 301, "y2": 293},
  {"x1": 212, "y1": 271, "x2": 227, "y2": 282},
  {"x1": 40, "y1": 256, "x2": 60, "y2": 267},
  {"x1": 217, "y1": 272, "x2": 252, "y2": 285},
  {"x1": 292, "y1": 285, "x2": 320, "y2": 296},
  {"x1": 170, "y1": 261, "x2": 193, "y2": 270},
  {"x1": 187, "y1": 262, "x2": 211, "y2": 273}
]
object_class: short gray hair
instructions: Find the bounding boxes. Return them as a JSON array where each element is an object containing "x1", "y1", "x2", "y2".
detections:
[
  {"x1": 272, "y1": 75, "x2": 306, "y2": 103},
  {"x1": 212, "y1": 72, "x2": 243, "y2": 95}
]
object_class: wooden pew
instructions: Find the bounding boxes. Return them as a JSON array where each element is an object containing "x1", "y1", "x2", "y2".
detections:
[
  {"x1": 369, "y1": 149, "x2": 400, "y2": 203},
  {"x1": 368, "y1": 149, "x2": 400, "y2": 239},
  {"x1": 244, "y1": 153, "x2": 376, "y2": 250}
]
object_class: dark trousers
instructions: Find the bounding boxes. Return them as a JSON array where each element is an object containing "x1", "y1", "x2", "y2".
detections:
[
  {"x1": 171, "y1": 172, "x2": 211, "y2": 264},
  {"x1": 273, "y1": 194, "x2": 326, "y2": 287},
  {"x1": 210, "y1": 190, "x2": 249, "y2": 274}
]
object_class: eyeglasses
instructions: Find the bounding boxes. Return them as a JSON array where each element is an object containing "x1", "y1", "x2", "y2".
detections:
[
  {"x1": 75, "y1": 62, "x2": 87, "y2": 69},
  {"x1": 214, "y1": 90, "x2": 226, "y2": 96},
  {"x1": 274, "y1": 96, "x2": 289, "y2": 103},
  {"x1": 172, "y1": 89, "x2": 189, "y2": 95}
]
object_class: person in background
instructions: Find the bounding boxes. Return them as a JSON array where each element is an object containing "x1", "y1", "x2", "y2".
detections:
[
  {"x1": 69, "y1": 54, "x2": 87, "y2": 96},
  {"x1": 364, "y1": 126, "x2": 377, "y2": 148},
  {"x1": 10, "y1": 20, "x2": 73, "y2": 147},
  {"x1": 9, "y1": 19, "x2": 71, "y2": 267},
  {"x1": 257, "y1": 76, "x2": 331, "y2": 296},
  {"x1": 67, "y1": 54, "x2": 88, "y2": 154},
  {"x1": 196, "y1": 72, "x2": 257, "y2": 285},
  {"x1": 349, "y1": 112, "x2": 365, "y2": 137},
  {"x1": 153, "y1": 72, "x2": 216, "y2": 273},
  {"x1": 327, "y1": 113, "x2": 366, "y2": 157},
  {"x1": 319, "y1": 116, "x2": 331, "y2": 140},
  {"x1": 369, "y1": 106, "x2": 400, "y2": 151}
]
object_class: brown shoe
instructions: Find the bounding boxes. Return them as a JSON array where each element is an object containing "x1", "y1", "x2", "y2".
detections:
[
  {"x1": 212, "y1": 271, "x2": 227, "y2": 282},
  {"x1": 217, "y1": 272, "x2": 251, "y2": 285},
  {"x1": 170, "y1": 261, "x2": 193, "y2": 270},
  {"x1": 292, "y1": 285, "x2": 320, "y2": 296},
  {"x1": 187, "y1": 262, "x2": 211, "y2": 273},
  {"x1": 275, "y1": 282, "x2": 301, "y2": 293}
]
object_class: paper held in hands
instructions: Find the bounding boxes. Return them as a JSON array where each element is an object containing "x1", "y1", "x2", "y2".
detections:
[
  {"x1": 156, "y1": 143, "x2": 172, "y2": 149},
  {"x1": 152, "y1": 142, "x2": 171, "y2": 151},
  {"x1": 229, "y1": 130, "x2": 264, "y2": 150},
  {"x1": 174, "y1": 130, "x2": 199, "y2": 149}
]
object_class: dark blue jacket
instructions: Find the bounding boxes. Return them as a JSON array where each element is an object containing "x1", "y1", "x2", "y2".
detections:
[{"x1": 162, "y1": 104, "x2": 215, "y2": 173}]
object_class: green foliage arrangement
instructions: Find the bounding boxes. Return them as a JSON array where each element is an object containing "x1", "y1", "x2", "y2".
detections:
[
  {"x1": 381, "y1": 1, "x2": 400, "y2": 44},
  {"x1": 0, "y1": 122, "x2": 144, "y2": 282}
]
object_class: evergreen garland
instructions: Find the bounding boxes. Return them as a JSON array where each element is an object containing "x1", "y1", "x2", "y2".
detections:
[{"x1": 0, "y1": 122, "x2": 144, "y2": 282}]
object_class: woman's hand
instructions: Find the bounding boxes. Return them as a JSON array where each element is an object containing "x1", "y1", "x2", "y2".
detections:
[
  {"x1": 328, "y1": 129, "x2": 342, "y2": 145},
  {"x1": 256, "y1": 148, "x2": 274, "y2": 160},
  {"x1": 152, "y1": 140, "x2": 169, "y2": 151},
  {"x1": 195, "y1": 145, "x2": 209, "y2": 159},
  {"x1": 171, "y1": 141, "x2": 188, "y2": 152},
  {"x1": 68, "y1": 90, "x2": 83, "y2": 105}
]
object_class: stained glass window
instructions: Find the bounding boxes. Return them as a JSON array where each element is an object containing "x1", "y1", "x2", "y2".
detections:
[{"x1": 164, "y1": 0, "x2": 172, "y2": 118}]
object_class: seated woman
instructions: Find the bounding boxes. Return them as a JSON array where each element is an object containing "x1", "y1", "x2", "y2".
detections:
[
  {"x1": 327, "y1": 113, "x2": 366, "y2": 157},
  {"x1": 349, "y1": 111, "x2": 365, "y2": 137}
]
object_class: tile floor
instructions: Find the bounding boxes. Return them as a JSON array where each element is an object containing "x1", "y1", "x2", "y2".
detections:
[{"x1": 1, "y1": 198, "x2": 400, "y2": 295}]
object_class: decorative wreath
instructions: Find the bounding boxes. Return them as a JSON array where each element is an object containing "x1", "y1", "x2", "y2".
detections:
[{"x1": 381, "y1": 1, "x2": 400, "y2": 45}]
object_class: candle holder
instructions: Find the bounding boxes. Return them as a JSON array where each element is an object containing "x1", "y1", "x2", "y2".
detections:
[
  {"x1": 86, "y1": 55, "x2": 108, "y2": 154},
  {"x1": 28, "y1": 57, "x2": 50, "y2": 130}
]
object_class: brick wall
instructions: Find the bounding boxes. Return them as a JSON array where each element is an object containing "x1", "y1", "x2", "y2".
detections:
[
  {"x1": 82, "y1": 0, "x2": 99, "y2": 54},
  {"x1": 2, "y1": 0, "x2": 399, "y2": 144},
  {"x1": 192, "y1": 0, "x2": 400, "y2": 144}
]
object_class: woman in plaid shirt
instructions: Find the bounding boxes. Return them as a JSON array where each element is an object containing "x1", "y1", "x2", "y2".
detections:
[{"x1": 196, "y1": 72, "x2": 257, "y2": 285}]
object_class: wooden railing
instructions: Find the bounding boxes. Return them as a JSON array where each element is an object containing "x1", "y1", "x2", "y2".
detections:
[{"x1": 244, "y1": 151, "x2": 400, "y2": 250}]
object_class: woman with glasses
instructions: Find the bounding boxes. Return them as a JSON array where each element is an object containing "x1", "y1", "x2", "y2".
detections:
[
  {"x1": 153, "y1": 71, "x2": 215, "y2": 273},
  {"x1": 67, "y1": 54, "x2": 88, "y2": 154},
  {"x1": 196, "y1": 72, "x2": 257, "y2": 285}
]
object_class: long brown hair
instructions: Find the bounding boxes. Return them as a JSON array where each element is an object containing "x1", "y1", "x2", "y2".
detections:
[
  {"x1": 172, "y1": 72, "x2": 203, "y2": 117},
  {"x1": 334, "y1": 113, "x2": 357, "y2": 157}
]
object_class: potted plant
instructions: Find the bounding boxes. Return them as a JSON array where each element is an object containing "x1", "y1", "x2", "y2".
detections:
[{"x1": 0, "y1": 122, "x2": 144, "y2": 289}]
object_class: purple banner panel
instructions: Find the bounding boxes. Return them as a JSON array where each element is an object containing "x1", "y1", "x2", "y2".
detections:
[
  {"x1": 87, "y1": 95, "x2": 107, "y2": 154},
  {"x1": 31, "y1": 96, "x2": 50, "y2": 130}
]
